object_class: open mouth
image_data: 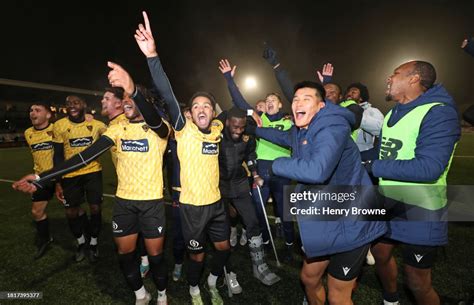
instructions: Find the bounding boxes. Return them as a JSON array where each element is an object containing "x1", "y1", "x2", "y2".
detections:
[
  {"x1": 124, "y1": 105, "x2": 132, "y2": 111},
  {"x1": 197, "y1": 113, "x2": 207, "y2": 124},
  {"x1": 295, "y1": 110, "x2": 306, "y2": 120},
  {"x1": 385, "y1": 83, "x2": 391, "y2": 95}
]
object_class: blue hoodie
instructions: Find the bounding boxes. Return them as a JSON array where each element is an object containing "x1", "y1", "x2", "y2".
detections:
[
  {"x1": 372, "y1": 84, "x2": 460, "y2": 245},
  {"x1": 256, "y1": 101, "x2": 387, "y2": 257}
]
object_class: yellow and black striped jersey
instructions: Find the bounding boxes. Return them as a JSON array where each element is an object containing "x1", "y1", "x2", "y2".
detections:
[
  {"x1": 103, "y1": 120, "x2": 169, "y2": 200},
  {"x1": 25, "y1": 123, "x2": 54, "y2": 174},
  {"x1": 175, "y1": 119, "x2": 223, "y2": 206},
  {"x1": 52, "y1": 117, "x2": 106, "y2": 178},
  {"x1": 108, "y1": 113, "x2": 127, "y2": 167}
]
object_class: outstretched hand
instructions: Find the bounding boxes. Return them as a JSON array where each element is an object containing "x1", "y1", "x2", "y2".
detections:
[
  {"x1": 134, "y1": 11, "x2": 158, "y2": 58},
  {"x1": 218, "y1": 59, "x2": 236, "y2": 77},
  {"x1": 107, "y1": 61, "x2": 135, "y2": 95},
  {"x1": 12, "y1": 174, "x2": 38, "y2": 194},
  {"x1": 316, "y1": 63, "x2": 334, "y2": 83}
]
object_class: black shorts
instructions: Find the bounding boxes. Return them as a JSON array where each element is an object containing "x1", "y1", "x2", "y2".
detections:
[
  {"x1": 180, "y1": 200, "x2": 230, "y2": 253},
  {"x1": 307, "y1": 244, "x2": 370, "y2": 281},
  {"x1": 377, "y1": 238, "x2": 438, "y2": 269},
  {"x1": 31, "y1": 180, "x2": 55, "y2": 202},
  {"x1": 61, "y1": 171, "x2": 103, "y2": 208},
  {"x1": 112, "y1": 197, "x2": 166, "y2": 238}
]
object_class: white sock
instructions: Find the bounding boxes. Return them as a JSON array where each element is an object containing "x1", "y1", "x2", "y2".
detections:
[
  {"x1": 134, "y1": 286, "x2": 147, "y2": 299},
  {"x1": 141, "y1": 256, "x2": 149, "y2": 266},
  {"x1": 383, "y1": 300, "x2": 400, "y2": 305},
  {"x1": 77, "y1": 235, "x2": 85, "y2": 245},
  {"x1": 275, "y1": 217, "x2": 281, "y2": 224},
  {"x1": 207, "y1": 273, "x2": 218, "y2": 287},
  {"x1": 90, "y1": 237, "x2": 98, "y2": 246},
  {"x1": 157, "y1": 289, "x2": 166, "y2": 300},
  {"x1": 189, "y1": 285, "x2": 200, "y2": 296}
]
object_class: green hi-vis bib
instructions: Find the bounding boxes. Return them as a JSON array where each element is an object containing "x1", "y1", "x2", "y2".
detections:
[
  {"x1": 379, "y1": 102, "x2": 456, "y2": 210},
  {"x1": 256, "y1": 113, "x2": 292, "y2": 160},
  {"x1": 339, "y1": 100, "x2": 359, "y2": 141}
]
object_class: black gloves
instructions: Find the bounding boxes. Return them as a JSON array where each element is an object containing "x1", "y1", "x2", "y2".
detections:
[{"x1": 262, "y1": 43, "x2": 279, "y2": 67}]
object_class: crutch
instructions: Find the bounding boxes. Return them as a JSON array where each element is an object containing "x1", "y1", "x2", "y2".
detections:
[
  {"x1": 223, "y1": 266, "x2": 233, "y2": 297},
  {"x1": 255, "y1": 185, "x2": 281, "y2": 267}
]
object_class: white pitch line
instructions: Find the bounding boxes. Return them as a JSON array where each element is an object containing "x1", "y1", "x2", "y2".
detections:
[
  {"x1": 1, "y1": 178, "x2": 116, "y2": 198},
  {"x1": 0, "y1": 178, "x2": 277, "y2": 218}
]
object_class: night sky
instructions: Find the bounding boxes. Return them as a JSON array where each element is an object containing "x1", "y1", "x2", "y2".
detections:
[{"x1": 1, "y1": 0, "x2": 473, "y2": 114}]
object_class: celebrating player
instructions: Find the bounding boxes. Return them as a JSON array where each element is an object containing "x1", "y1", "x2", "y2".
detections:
[
  {"x1": 13, "y1": 64, "x2": 170, "y2": 305},
  {"x1": 134, "y1": 11, "x2": 231, "y2": 305}
]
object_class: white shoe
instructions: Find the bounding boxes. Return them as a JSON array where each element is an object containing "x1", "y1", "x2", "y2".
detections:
[
  {"x1": 253, "y1": 263, "x2": 280, "y2": 286},
  {"x1": 157, "y1": 293, "x2": 167, "y2": 305},
  {"x1": 225, "y1": 272, "x2": 242, "y2": 294},
  {"x1": 135, "y1": 291, "x2": 151, "y2": 305},
  {"x1": 240, "y1": 229, "x2": 248, "y2": 246},
  {"x1": 230, "y1": 227, "x2": 238, "y2": 247},
  {"x1": 366, "y1": 248, "x2": 375, "y2": 265}
]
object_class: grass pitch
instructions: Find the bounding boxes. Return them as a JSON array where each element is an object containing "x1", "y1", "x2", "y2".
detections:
[{"x1": 0, "y1": 133, "x2": 473, "y2": 304}]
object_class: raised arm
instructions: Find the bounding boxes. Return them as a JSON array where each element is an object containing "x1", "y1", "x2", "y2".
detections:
[
  {"x1": 134, "y1": 11, "x2": 185, "y2": 130},
  {"x1": 316, "y1": 63, "x2": 334, "y2": 85},
  {"x1": 262, "y1": 44, "x2": 294, "y2": 103},
  {"x1": 107, "y1": 61, "x2": 169, "y2": 138},
  {"x1": 218, "y1": 59, "x2": 253, "y2": 111}
]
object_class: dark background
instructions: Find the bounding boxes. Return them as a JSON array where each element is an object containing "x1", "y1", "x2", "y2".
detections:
[{"x1": 1, "y1": 0, "x2": 473, "y2": 114}]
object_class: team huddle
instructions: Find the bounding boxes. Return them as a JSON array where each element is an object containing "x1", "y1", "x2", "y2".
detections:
[{"x1": 12, "y1": 11, "x2": 460, "y2": 305}]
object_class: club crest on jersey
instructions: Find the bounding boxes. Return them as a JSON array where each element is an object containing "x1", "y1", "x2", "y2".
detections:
[
  {"x1": 69, "y1": 137, "x2": 93, "y2": 147},
  {"x1": 242, "y1": 135, "x2": 249, "y2": 142},
  {"x1": 47, "y1": 131, "x2": 53, "y2": 136},
  {"x1": 142, "y1": 125, "x2": 149, "y2": 132},
  {"x1": 87, "y1": 125, "x2": 93, "y2": 131},
  {"x1": 121, "y1": 139, "x2": 149, "y2": 152},
  {"x1": 202, "y1": 142, "x2": 218, "y2": 155},
  {"x1": 31, "y1": 141, "x2": 53, "y2": 151}
]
